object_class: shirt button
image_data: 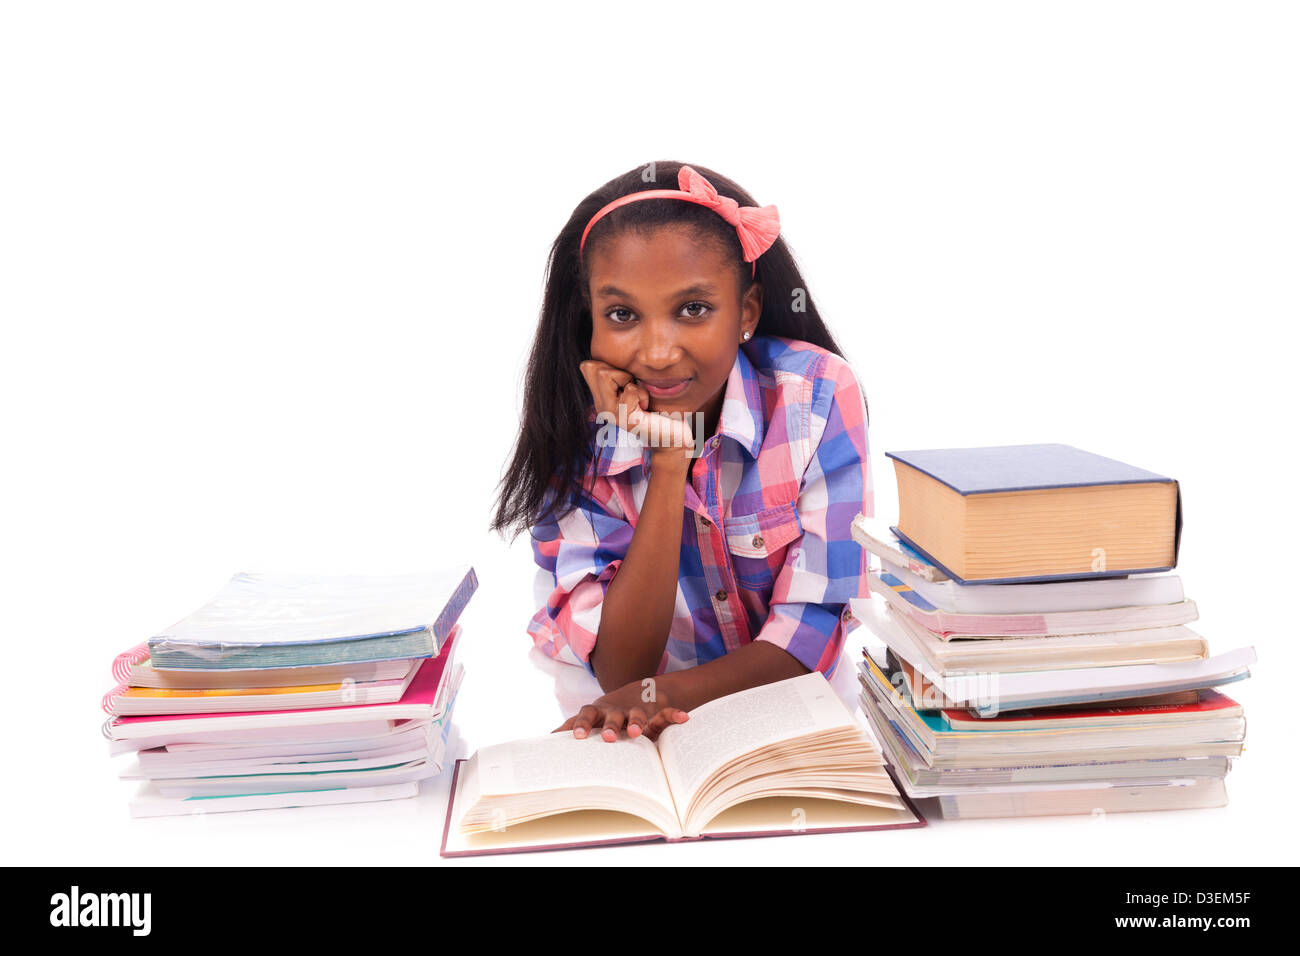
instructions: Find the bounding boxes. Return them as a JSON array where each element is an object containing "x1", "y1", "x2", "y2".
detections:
[
  {"x1": 699, "y1": 515, "x2": 712, "y2": 527},
  {"x1": 751, "y1": 534, "x2": 764, "y2": 549},
  {"x1": 842, "y1": 607, "x2": 854, "y2": 622},
  {"x1": 709, "y1": 437, "x2": 720, "y2": 450},
  {"x1": 715, "y1": 589, "x2": 727, "y2": 602}
]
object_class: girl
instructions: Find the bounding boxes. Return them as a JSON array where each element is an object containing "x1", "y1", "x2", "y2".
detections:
[{"x1": 491, "y1": 161, "x2": 872, "y2": 744}]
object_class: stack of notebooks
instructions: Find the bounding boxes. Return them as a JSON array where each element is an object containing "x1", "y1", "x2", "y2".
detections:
[
  {"x1": 102, "y1": 568, "x2": 476, "y2": 817},
  {"x1": 851, "y1": 444, "x2": 1255, "y2": 820}
]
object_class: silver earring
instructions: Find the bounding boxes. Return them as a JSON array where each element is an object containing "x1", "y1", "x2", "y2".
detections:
[{"x1": 742, "y1": 331, "x2": 752, "y2": 341}]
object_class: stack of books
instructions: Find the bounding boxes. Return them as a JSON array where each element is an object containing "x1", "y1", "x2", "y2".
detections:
[
  {"x1": 851, "y1": 444, "x2": 1255, "y2": 820},
  {"x1": 102, "y1": 568, "x2": 476, "y2": 817}
]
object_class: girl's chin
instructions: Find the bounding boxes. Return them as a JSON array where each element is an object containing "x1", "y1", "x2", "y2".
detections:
[{"x1": 646, "y1": 397, "x2": 697, "y2": 416}]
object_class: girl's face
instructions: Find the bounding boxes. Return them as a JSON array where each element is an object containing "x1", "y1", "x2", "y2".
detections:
[{"x1": 586, "y1": 224, "x2": 762, "y2": 426}]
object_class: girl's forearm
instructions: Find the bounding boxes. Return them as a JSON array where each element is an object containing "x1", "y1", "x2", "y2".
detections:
[
  {"x1": 590, "y1": 451, "x2": 689, "y2": 690},
  {"x1": 650, "y1": 640, "x2": 810, "y2": 713}
]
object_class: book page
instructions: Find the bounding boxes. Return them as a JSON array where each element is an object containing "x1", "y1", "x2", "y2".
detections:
[
  {"x1": 474, "y1": 732, "x2": 675, "y2": 808},
  {"x1": 655, "y1": 672, "x2": 855, "y2": 807}
]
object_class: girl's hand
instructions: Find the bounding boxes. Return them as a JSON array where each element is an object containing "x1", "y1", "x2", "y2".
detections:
[
  {"x1": 579, "y1": 360, "x2": 695, "y2": 456},
  {"x1": 552, "y1": 679, "x2": 690, "y2": 743},
  {"x1": 580, "y1": 359, "x2": 649, "y2": 439}
]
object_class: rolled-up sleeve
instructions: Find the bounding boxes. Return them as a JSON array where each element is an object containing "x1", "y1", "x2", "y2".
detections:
[
  {"x1": 526, "y1": 476, "x2": 634, "y2": 675},
  {"x1": 754, "y1": 355, "x2": 872, "y2": 677}
]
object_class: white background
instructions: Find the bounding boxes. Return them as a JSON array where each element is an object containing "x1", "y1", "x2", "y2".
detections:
[{"x1": 2, "y1": 1, "x2": 1297, "y2": 865}]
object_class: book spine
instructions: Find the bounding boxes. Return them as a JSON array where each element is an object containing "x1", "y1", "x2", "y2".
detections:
[{"x1": 432, "y1": 567, "x2": 479, "y2": 651}]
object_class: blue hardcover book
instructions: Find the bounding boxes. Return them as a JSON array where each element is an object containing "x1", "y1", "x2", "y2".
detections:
[{"x1": 884, "y1": 444, "x2": 1183, "y2": 584}]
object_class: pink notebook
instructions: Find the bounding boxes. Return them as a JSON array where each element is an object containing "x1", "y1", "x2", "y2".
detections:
[{"x1": 105, "y1": 627, "x2": 459, "y2": 742}]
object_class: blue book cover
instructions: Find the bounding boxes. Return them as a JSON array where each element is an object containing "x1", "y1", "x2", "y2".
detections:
[
  {"x1": 884, "y1": 443, "x2": 1174, "y2": 495},
  {"x1": 883, "y1": 444, "x2": 1183, "y2": 583},
  {"x1": 147, "y1": 567, "x2": 478, "y2": 670}
]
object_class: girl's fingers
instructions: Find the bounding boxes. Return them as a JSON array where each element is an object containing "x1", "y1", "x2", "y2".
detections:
[
  {"x1": 632, "y1": 411, "x2": 693, "y2": 449},
  {"x1": 625, "y1": 705, "x2": 650, "y2": 738},
  {"x1": 569, "y1": 704, "x2": 603, "y2": 740},
  {"x1": 643, "y1": 708, "x2": 690, "y2": 742},
  {"x1": 578, "y1": 361, "x2": 603, "y2": 401},
  {"x1": 597, "y1": 365, "x2": 633, "y2": 403},
  {"x1": 623, "y1": 381, "x2": 649, "y2": 412},
  {"x1": 553, "y1": 703, "x2": 687, "y2": 742},
  {"x1": 599, "y1": 708, "x2": 627, "y2": 742},
  {"x1": 579, "y1": 361, "x2": 634, "y2": 415}
]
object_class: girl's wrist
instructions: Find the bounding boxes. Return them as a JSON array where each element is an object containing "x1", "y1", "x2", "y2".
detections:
[{"x1": 648, "y1": 445, "x2": 693, "y2": 478}]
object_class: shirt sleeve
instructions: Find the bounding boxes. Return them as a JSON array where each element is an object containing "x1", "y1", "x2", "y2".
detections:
[
  {"x1": 526, "y1": 475, "x2": 634, "y2": 676},
  {"x1": 753, "y1": 355, "x2": 872, "y2": 678}
]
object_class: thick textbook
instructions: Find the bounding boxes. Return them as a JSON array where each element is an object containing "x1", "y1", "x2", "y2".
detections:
[
  {"x1": 885, "y1": 444, "x2": 1183, "y2": 583},
  {"x1": 146, "y1": 568, "x2": 477, "y2": 670},
  {"x1": 441, "y1": 673, "x2": 924, "y2": 856}
]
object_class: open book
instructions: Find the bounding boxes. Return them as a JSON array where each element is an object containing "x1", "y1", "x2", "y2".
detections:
[{"x1": 441, "y1": 672, "x2": 924, "y2": 856}]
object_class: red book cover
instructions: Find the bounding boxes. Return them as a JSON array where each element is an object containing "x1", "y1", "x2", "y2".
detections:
[
  {"x1": 942, "y1": 688, "x2": 1241, "y2": 730},
  {"x1": 107, "y1": 627, "x2": 458, "y2": 729}
]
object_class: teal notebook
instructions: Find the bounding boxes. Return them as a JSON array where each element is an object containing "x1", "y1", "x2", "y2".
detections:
[{"x1": 147, "y1": 568, "x2": 477, "y2": 671}]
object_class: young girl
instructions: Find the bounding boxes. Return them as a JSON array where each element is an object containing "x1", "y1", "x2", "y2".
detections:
[{"x1": 492, "y1": 161, "x2": 872, "y2": 744}]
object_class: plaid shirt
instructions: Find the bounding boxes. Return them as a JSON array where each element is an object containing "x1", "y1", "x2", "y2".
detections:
[{"x1": 527, "y1": 335, "x2": 872, "y2": 680}]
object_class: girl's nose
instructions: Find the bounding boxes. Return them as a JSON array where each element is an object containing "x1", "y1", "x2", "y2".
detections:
[{"x1": 637, "y1": 317, "x2": 684, "y2": 370}]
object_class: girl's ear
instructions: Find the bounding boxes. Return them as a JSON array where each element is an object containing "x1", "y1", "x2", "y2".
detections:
[{"x1": 740, "y1": 282, "x2": 763, "y2": 341}]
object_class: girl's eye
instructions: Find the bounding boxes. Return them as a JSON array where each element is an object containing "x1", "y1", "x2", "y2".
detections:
[
  {"x1": 680, "y1": 301, "x2": 712, "y2": 319},
  {"x1": 606, "y1": 308, "x2": 636, "y2": 325}
]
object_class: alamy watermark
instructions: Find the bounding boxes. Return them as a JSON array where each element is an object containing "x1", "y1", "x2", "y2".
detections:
[
  {"x1": 595, "y1": 407, "x2": 707, "y2": 458},
  {"x1": 50, "y1": 887, "x2": 151, "y2": 936},
  {"x1": 886, "y1": 666, "x2": 1004, "y2": 716}
]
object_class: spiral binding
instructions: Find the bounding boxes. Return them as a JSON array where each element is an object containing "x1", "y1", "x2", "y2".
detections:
[
  {"x1": 101, "y1": 683, "x2": 128, "y2": 716},
  {"x1": 111, "y1": 642, "x2": 151, "y2": 685}
]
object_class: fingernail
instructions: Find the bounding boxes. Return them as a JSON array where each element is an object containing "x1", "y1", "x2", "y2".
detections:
[
  {"x1": 628, "y1": 724, "x2": 641, "y2": 737},
  {"x1": 602, "y1": 729, "x2": 616, "y2": 741},
  {"x1": 574, "y1": 728, "x2": 587, "y2": 739}
]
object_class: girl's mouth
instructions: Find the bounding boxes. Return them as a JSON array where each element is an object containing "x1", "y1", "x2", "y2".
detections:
[{"x1": 638, "y1": 377, "x2": 692, "y2": 398}]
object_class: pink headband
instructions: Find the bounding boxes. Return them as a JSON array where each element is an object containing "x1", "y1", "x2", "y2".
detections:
[{"x1": 578, "y1": 165, "x2": 781, "y2": 277}]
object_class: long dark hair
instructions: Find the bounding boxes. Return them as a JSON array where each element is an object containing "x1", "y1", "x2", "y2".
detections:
[{"x1": 491, "y1": 160, "x2": 853, "y2": 538}]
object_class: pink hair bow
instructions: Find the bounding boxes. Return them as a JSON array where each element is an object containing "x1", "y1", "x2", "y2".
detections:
[{"x1": 579, "y1": 165, "x2": 781, "y2": 274}]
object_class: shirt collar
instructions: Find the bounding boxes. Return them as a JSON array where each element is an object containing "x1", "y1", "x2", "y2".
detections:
[
  {"x1": 588, "y1": 344, "x2": 767, "y2": 478},
  {"x1": 716, "y1": 343, "x2": 767, "y2": 459}
]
